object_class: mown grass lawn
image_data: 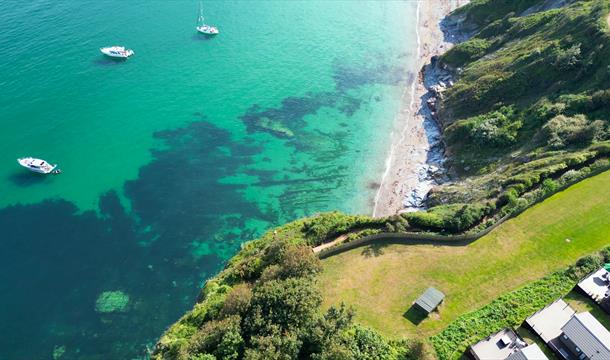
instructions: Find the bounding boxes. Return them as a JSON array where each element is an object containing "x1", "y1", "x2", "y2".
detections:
[{"x1": 319, "y1": 170, "x2": 610, "y2": 339}]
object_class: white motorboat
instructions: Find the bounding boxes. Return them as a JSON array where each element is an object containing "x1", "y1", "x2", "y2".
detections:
[
  {"x1": 17, "y1": 157, "x2": 59, "y2": 174},
  {"x1": 196, "y1": 3, "x2": 219, "y2": 35},
  {"x1": 100, "y1": 46, "x2": 134, "y2": 59}
]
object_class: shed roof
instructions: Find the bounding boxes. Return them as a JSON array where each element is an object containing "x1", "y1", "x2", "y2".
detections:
[
  {"x1": 414, "y1": 287, "x2": 445, "y2": 313},
  {"x1": 562, "y1": 312, "x2": 610, "y2": 360}
]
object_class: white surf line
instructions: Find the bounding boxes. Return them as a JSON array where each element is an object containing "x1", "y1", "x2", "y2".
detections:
[{"x1": 372, "y1": 0, "x2": 422, "y2": 217}]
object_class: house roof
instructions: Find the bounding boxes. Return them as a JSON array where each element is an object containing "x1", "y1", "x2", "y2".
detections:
[
  {"x1": 505, "y1": 344, "x2": 549, "y2": 360},
  {"x1": 526, "y1": 299, "x2": 575, "y2": 343},
  {"x1": 470, "y1": 328, "x2": 522, "y2": 360},
  {"x1": 562, "y1": 312, "x2": 610, "y2": 360},
  {"x1": 414, "y1": 287, "x2": 444, "y2": 313}
]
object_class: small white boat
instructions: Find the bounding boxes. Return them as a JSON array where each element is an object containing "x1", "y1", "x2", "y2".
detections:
[
  {"x1": 196, "y1": 24, "x2": 219, "y2": 35},
  {"x1": 17, "y1": 157, "x2": 59, "y2": 174},
  {"x1": 196, "y1": 3, "x2": 219, "y2": 35},
  {"x1": 100, "y1": 46, "x2": 134, "y2": 59}
]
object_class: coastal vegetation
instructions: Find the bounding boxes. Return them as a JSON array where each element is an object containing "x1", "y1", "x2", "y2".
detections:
[
  {"x1": 153, "y1": 0, "x2": 610, "y2": 359},
  {"x1": 152, "y1": 220, "x2": 421, "y2": 359}
]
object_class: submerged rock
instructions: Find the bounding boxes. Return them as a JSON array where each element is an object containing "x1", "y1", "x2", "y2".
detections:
[
  {"x1": 52, "y1": 345, "x2": 66, "y2": 360},
  {"x1": 95, "y1": 290, "x2": 130, "y2": 313}
]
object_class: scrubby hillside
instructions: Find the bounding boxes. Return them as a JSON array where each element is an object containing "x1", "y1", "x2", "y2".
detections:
[
  {"x1": 413, "y1": 0, "x2": 610, "y2": 231},
  {"x1": 442, "y1": 0, "x2": 610, "y2": 158}
]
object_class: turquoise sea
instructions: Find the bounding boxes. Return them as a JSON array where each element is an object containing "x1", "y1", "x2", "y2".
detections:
[{"x1": 0, "y1": 1, "x2": 418, "y2": 359}]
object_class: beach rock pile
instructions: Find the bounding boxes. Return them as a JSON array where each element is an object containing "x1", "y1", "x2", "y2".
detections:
[
  {"x1": 402, "y1": 54, "x2": 457, "y2": 212},
  {"x1": 424, "y1": 56, "x2": 455, "y2": 125},
  {"x1": 401, "y1": 4, "x2": 474, "y2": 213}
]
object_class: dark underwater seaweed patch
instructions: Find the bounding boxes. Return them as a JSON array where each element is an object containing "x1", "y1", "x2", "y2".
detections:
[
  {"x1": 126, "y1": 120, "x2": 271, "y2": 241},
  {"x1": 0, "y1": 120, "x2": 273, "y2": 360},
  {"x1": 239, "y1": 54, "x2": 409, "y2": 141},
  {"x1": 239, "y1": 92, "x2": 362, "y2": 140}
]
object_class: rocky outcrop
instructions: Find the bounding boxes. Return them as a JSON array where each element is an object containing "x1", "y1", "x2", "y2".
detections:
[{"x1": 401, "y1": 5, "x2": 477, "y2": 212}]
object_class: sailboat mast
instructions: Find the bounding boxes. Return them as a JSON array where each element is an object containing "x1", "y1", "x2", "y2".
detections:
[{"x1": 197, "y1": 2, "x2": 204, "y2": 25}]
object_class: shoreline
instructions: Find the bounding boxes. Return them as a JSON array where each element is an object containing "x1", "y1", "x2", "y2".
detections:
[{"x1": 373, "y1": 0, "x2": 467, "y2": 217}]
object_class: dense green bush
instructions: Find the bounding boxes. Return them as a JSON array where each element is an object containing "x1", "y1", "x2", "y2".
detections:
[
  {"x1": 443, "y1": 38, "x2": 492, "y2": 67},
  {"x1": 560, "y1": 89, "x2": 610, "y2": 116},
  {"x1": 504, "y1": 172, "x2": 541, "y2": 189},
  {"x1": 347, "y1": 326, "x2": 397, "y2": 360},
  {"x1": 301, "y1": 212, "x2": 384, "y2": 246},
  {"x1": 591, "y1": 141, "x2": 610, "y2": 155},
  {"x1": 552, "y1": 43, "x2": 582, "y2": 71},
  {"x1": 497, "y1": 188, "x2": 519, "y2": 207},
  {"x1": 534, "y1": 100, "x2": 566, "y2": 121},
  {"x1": 541, "y1": 178, "x2": 558, "y2": 194},
  {"x1": 541, "y1": 114, "x2": 601, "y2": 148},
  {"x1": 244, "y1": 277, "x2": 321, "y2": 335},
  {"x1": 469, "y1": 106, "x2": 522, "y2": 147},
  {"x1": 431, "y1": 252, "x2": 603, "y2": 360},
  {"x1": 221, "y1": 284, "x2": 253, "y2": 317},
  {"x1": 454, "y1": 0, "x2": 547, "y2": 28},
  {"x1": 446, "y1": 106, "x2": 522, "y2": 148},
  {"x1": 405, "y1": 202, "x2": 493, "y2": 233},
  {"x1": 181, "y1": 316, "x2": 244, "y2": 360},
  {"x1": 345, "y1": 228, "x2": 383, "y2": 242}
]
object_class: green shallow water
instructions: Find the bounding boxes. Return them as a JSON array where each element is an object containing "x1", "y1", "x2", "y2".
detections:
[{"x1": 0, "y1": 1, "x2": 417, "y2": 359}]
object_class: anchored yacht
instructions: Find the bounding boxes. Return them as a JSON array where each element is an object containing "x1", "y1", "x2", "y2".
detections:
[
  {"x1": 196, "y1": 3, "x2": 219, "y2": 35},
  {"x1": 196, "y1": 24, "x2": 219, "y2": 35},
  {"x1": 100, "y1": 46, "x2": 134, "y2": 58},
  {"x1": 17, "y1": 157, "x2": 60, "y2": 174}
]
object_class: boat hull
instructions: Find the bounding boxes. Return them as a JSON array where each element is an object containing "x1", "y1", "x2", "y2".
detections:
[
  {"x1": 17, "y1": 157, "x2": 57, "y2": 174},
  {"x1": 100, "y1": 47, "x2": 134, "y2": 58},
  {"x1": 196, "y1": 26, "x2": 219, "y2": 35}
]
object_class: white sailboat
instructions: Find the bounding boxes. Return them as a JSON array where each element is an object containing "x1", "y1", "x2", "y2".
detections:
[{"x1": 196, "y1": 2, "x2": 219, "y2": 35}]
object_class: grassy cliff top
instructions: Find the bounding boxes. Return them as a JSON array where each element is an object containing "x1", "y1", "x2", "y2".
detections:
[{"x1": 320, "y1": 170, "x2": 610, "y2": 338}]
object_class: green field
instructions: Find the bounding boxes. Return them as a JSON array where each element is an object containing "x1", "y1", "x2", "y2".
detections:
[{"x1": 319, "y1": 170, "x2": 610, "y2": 338}]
